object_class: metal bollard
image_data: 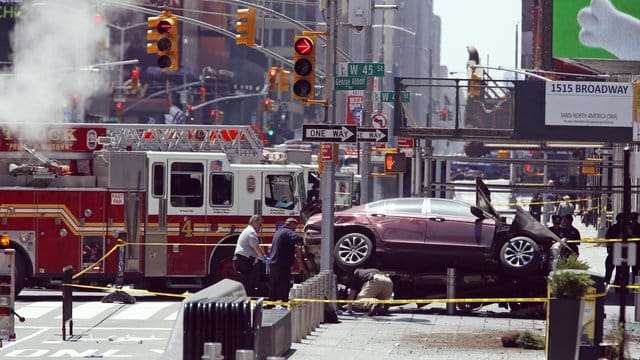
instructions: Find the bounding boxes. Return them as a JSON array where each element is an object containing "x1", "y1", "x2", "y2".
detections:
[
  {"x1": 290, "y1": 284, "x2": 300, "y2": 343},
  {"x1": 201, "y1": 342, "x2": 223, "y2": 360},
  {"x1": 235, "y1": 349, "x2": 254, "y2": 360},
  {"x1": 314, "y1": 276, "x2": 321, "y2": 328},
  {"x1": 293, "y1": 285, "x2": 303, "y2": 342},
  {"x1": 446, "y1": 267, "x2": 457, "y2": 315},
  {"x1": 635, "y1": 274, "x2": 640, "y2": 322}
]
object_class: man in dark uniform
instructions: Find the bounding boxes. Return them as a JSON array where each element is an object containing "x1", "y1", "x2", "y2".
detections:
[
  {"x1": 605, "y1": 213, "x2": 624, "y2": 285},
  {"x1": 631, "y1": 212, "x2": 640, "y2": 277},
  {"x1": 268, "y1": 218, "x2": 304, "y2": 302},
  {"x1": 560, "y1": 214, "x2": 581, "y2": 256},
  {"x1": 548, "y1": 215, "x2": 564, "y2": 238},
  {"x1": 346, "y1": 268, "x2": 394, "y2": 316}
]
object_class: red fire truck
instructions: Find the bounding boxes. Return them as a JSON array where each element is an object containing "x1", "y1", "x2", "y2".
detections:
[{"x1": 0, "y1": 124, "x2": 317, "y2": 293}]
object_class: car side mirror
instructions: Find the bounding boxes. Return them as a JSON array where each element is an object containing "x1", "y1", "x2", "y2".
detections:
[{"x1": 471, "y1": 206, "x2": 484, "y2": 219}]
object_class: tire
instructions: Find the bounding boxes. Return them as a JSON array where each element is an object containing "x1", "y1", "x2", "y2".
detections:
[
  {"x1": 208, "y1": 247, "x2": 236, "y2": 285},
  {"x1": 14, "y1": 252, "x2": 27, "y2": 295},
  {"x1": 333, "y1": 232, "x2": 373, "y2": 271},
  {"x1": 499, "y1": 236, "x2": 540, "y2": 276}
]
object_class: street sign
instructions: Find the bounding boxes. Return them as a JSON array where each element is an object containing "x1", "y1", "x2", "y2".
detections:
[
  {"x1": 345, "y1": 62, "x2": 385, "y2": 77},
  {"x1": 397, "y1": 137, "x2": 414, "y2": 148},
  {"x1": 594, "y1": 148, "x2": 612, "y2": 156},
  {"x1": 371, "y1": 113, "x2": 388, "y2": 128},
  {"x1": 357, "y1": 128, "x2": 388, "y2": 143},
  {"x1": 335, "y1": 76, "x2": 368, "y2": 91},
  {"x1": 303, "y1": 124, "x2": 357, "y2": 143},
  {"x1": 379, "y1": 91, "x2": 411, "y2": 103}
]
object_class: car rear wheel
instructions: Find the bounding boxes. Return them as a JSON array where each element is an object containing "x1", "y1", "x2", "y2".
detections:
[
  {"x1": 499, "y1": 236, "x2": 540, "y2": 276},
  {"x1": 334, "y1": 232, "x2": 373, "y2": 271}
]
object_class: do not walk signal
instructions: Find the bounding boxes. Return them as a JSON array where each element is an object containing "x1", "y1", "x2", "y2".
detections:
[{"x1": 384, "y1": 153, "x2": 405, "y2": 173}]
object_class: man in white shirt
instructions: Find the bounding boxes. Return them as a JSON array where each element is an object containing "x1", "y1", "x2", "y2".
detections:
[{"x1": 233, "y1": 215, "x2": 268, "y2": 296}]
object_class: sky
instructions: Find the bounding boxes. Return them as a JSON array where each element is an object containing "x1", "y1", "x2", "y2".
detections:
[{"x1": 434, "y1": 0, "x2": 522, "y2": 77}]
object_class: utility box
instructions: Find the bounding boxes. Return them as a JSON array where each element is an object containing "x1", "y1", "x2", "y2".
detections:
[{"x1": 579, "y1": 273, "x2": 605, "y2": 360}]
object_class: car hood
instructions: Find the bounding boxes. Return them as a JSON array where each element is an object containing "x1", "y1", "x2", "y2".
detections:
[{"x1": 510, "y1": 206, "x2": 561, "y2": 244}]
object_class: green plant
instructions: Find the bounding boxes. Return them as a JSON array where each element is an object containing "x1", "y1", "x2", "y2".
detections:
[
  {"x1": 516, "y1": 330, "x2": 545, "y2": 349},
  {"x1": 548, "y1": 269, "x2": 594, "y2": 299},
  {"x1": 555, "y1": 255, "x2": 589, "y2": 271}
]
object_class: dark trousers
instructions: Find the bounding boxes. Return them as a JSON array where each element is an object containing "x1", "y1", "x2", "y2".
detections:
[
  {"x1": 233, "y1": 254, "x2": 259, "y2": 296},
  {"x1": 269, "y1": 264, "x2": 292, "y2": 303}
]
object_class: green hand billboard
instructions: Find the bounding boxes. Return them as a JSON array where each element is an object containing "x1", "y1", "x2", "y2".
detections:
[{"x1": 553, "y1": 0, "x2": 640, "y2": 60}]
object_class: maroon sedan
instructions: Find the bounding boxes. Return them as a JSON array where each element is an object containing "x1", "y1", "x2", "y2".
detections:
[{"x1": 304, "y1": 179, "x2": 560, "y2": 277}]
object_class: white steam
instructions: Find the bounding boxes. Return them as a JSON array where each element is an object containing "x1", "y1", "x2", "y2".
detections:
[{"x1": 0, "y1": 0, "x2": 109, "y2": 136}]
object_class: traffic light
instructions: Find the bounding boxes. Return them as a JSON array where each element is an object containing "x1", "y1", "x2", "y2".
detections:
[
  {"x1": 115, "y1": 102, "x2": 123, "y2": 118},
  {"x1": 268, "y1": 67, "x2": 279, "y2": 92},
  {"x1": 263, "y1": 98, "x2": 277, "y2": 112},
  {"x1": 292, "y1": 35, "x2": 316, "y2": 100},
  {"x1": 199, "y1": 86, "x2": 206, "y2": 102},
  {"x1": 384, "y1": 153, "x2": 406, "y2": 173},
  {"x1": 130, "y1": 69, "x2": 140, "y2": 90},
  {"x1": 236, "y1": 8, "x2": 256, "y2": 47},
  {"x1": 279, "y1": 69, "x2": 291, "y2": 92},
  {"x1": 147, "y1": 10, "x2": 179, "y2": 71}
]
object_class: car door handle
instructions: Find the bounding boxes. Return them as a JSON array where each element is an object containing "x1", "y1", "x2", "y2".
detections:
[
  {"x1": 371, "y1": 213, "x2": 386, "y2": 217},
  {"x1": 428, "y1": 217, "x2": 445, "y2": 222}
]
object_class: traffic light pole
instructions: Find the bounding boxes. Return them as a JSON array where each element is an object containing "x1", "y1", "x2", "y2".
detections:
[{"x1": 320, "y1": 0, "x2": 338, "y2": 272}]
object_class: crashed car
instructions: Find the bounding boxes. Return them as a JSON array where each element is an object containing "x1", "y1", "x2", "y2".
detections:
[{"x1": 303, "y1": 178, "x2": 561, "y2": 278}]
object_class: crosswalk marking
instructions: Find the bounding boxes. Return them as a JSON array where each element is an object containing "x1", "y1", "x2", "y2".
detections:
[
  {"x1": 15, "y1": 301, "x2": 179, "y2": 321},
  {"x1": 16, "y1": 301, "x2": 60, "y2": 319},
  {"x1": 110, "y1": 302, "x2": 173, "y2": 320},
  {"x1": 54, "y1": 302, "x2": 121, "y2": 320}
]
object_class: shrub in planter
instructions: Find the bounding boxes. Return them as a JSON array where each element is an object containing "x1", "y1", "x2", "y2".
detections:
[{"x1": 549, "y1": 255, "x2": 594, "y2": 299}]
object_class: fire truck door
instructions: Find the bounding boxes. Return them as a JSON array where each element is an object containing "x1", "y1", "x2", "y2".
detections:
[
  {"x1": 145, "y1": 160, "x2": 168, "y2": 277},
  {"x1": 165, "y1": 160, "x2": 207, "y2": 276}
]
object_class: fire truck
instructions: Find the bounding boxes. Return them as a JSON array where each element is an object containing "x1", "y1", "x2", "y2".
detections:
[
  {"x1": 0, "y1": 124, "x2": 319, "y2": 293},
  {"x1": 0, "y1": 234, "x2": 16, "y2": 346}
]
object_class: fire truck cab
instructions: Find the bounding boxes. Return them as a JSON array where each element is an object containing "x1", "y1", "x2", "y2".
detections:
[{"x1": 0, "y1": 124, "x2": 315, "y2": 293}]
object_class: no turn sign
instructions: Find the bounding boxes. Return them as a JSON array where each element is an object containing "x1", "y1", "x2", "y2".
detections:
[{"x1": 371, "y1": 113, "x2": 388, "y2": 128}]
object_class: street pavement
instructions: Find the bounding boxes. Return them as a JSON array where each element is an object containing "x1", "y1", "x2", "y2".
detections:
[{"x1": 288, "y1": 216, "x2": 640, "y2": 359}]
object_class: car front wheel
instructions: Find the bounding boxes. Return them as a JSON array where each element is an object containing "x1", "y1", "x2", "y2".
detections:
[
  {"x1": 334, "y1": 232, "x2": 373, "y2": 271},
  {"x1": 499, "y1": 236, "x2": 540, "y2": 276}
]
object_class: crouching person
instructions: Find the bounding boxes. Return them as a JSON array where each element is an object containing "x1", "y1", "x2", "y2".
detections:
[{"x1": 346, "y1": 268, "x2": 393, "y2": 316}]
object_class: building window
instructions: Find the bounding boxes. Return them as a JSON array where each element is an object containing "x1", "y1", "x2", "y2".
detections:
[{"x1": 272, "y1": 28, "x2": 282, "y2": 47}]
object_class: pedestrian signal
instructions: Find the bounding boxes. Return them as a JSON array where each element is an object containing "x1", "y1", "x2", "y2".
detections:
[{"x1": 384, "y1": 153, "x2": 405, "y2": 173}]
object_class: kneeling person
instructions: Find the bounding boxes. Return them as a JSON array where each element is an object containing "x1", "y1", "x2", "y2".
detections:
[{"x1": 346, "y1": 268, "x2": 393, "y2": 315}]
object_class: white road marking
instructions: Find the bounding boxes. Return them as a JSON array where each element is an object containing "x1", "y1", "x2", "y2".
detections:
[
  {"x1": 110, "y1": 302, "x2": 173, "y2": 320},
  {"x1": 14, "y1": 302, "x2": 59, "y2": 319},
  {"x1": 54, "y1": 302, "x2": 121, "y2": 320}
]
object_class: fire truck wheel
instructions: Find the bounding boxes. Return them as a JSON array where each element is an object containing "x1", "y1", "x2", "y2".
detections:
[
  {"x1": 14, "y1": 252, "x2": 27, "y2": 295},
  {"x1": 210, "y1": 248, "x2": 237, "y2": 284}
]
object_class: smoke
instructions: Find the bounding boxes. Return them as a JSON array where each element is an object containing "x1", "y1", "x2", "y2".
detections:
[{"x1": 0, "y1": 0, "x2": 110, "y2": 138}]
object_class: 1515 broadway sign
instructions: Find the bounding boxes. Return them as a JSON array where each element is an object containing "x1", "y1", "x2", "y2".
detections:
[{"x1": 545, "y1": 81, "x2": 633, "y2": 128}]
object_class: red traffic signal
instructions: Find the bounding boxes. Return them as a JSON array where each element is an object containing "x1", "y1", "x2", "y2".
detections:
[
  {"x1": 131, "y1": 69, "x2": 139, "y2": 79},
  {"x1": 294, "y1": 37, "x2": 314, "y2": 55}
]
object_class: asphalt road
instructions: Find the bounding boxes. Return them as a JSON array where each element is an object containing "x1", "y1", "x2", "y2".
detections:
[{"x1": 3, "y1": 290, "x2": 181, "y2": 359}]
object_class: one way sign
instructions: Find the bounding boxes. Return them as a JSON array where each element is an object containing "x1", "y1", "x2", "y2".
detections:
[
  {"x1": 357, "y1": 128, "x2": 388, "y2": 142},
  {"x1": 302, "y1": 124, "x2": 357, "y2": 143}
]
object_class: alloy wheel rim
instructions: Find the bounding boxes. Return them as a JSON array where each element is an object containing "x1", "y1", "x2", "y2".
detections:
[
  {"x1": 337, "y1": 236, "x2": 369, "y2": 265},
  {"x1": 503, "y1": 238, "x2": 535, "y2": 267}
]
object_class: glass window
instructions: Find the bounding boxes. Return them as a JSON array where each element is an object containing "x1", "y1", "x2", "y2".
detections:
[
  {"x1": 429, "y1": 199, "x2": 472, "y2": 217},
  {"x1": 170, "y1": 162, "x2": 203, "y2": 207},
  {"x1": 271, "y1": 28, "x2": 282, "y2": 47},
  {"x1": 210, "y1": 173, "x2": 233, "y2": 206},
  {"x1": 384, "y1": 198, "x2": 424, "y2": 214},
  {"x1": 152, "y1": 163, "x2": 165, "y2": 197},
  {"x1": 285, "y1": 29, "x2": 295, "y2": 44},
  {"x1": 265, "y1": 174, "x2": 294, "y2": 210},
  {"x1": 365, "y1": 200, "x2": 386, "y2": 213}
]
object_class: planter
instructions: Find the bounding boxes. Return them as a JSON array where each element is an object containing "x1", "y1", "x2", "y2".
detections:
[{"x1": 547, "y1": 297, "x2": 584, "y2": 360}]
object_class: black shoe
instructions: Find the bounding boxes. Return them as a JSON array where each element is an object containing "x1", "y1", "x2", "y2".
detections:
[{"x1": 368, "y1": 304, "x2": 383, "y2": 316}]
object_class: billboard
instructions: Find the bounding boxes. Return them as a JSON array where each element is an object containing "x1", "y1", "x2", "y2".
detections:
[{"x1": 553, "y1": 0, "x2": 640, "y2": 60}]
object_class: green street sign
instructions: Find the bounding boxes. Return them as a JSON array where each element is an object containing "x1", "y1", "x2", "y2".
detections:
[
  {"x1": 379, "y1": 91, "x2": 411, "y2": 103},
  {"x1": 346, "y1": 62, "x2": 385, "y2": 77},
  {"x1": 335, "y1": 76, "x2": 368, "y2": 91}
]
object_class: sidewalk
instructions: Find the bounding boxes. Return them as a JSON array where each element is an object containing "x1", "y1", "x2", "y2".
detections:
[{"x1": 287, "y1": 217, "x2": 640, "y2": 359}]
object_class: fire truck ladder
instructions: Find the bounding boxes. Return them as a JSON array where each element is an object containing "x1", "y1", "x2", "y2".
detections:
[{"x1": 99, "y1": 124, "x2": 265, "y2": 163}]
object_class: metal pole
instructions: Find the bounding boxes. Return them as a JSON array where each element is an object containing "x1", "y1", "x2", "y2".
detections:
[
  {"x1": 320, "y1": 0, "x2": 338, "y2": 272},
  {"x1": 618, "y1": 147, "x2": 630, "y2": 360},
  {"x1": 359, "y1": 0, "x2": 374, "y2": 204}
]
